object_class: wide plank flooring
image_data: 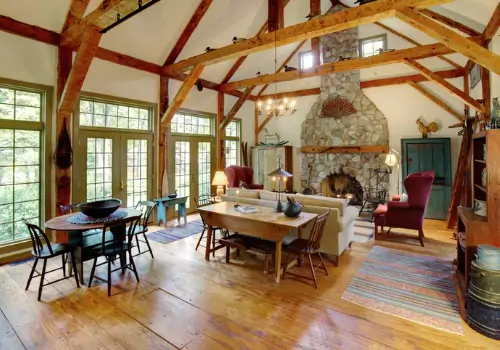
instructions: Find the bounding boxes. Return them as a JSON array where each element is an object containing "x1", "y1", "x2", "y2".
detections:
[{"x1": 0, "y1": 216, "x2": 498, "y2": 349}]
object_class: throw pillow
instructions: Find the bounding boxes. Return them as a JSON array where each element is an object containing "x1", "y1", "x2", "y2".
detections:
[{"x1": 239, "y1": 180, "x2": 249, "y2": 189}]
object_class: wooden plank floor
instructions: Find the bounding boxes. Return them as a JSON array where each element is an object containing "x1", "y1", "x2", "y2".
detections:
[{"x1": 0, "y1": 216, "x2": 498, "y2": 349}]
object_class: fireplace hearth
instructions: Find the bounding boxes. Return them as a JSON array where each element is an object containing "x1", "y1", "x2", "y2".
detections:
[{"x1": 321, "y1": 173, "x2": 363, "y2": 205}]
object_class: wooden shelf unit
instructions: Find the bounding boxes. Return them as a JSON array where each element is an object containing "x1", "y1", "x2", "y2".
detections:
[{"x1": 456, "y1": 130, "x2": 500, "y2": 300}]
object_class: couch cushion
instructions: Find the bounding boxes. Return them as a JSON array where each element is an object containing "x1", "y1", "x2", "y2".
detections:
[
  {"x1": 226, "y1": 188, "x2": 260, "y2": 198},
  {"x1": 259, "y1": 190, "x2": 278, "y2": 201},
  {"x1": 292, "y1": 194, "x2": 348, "y2": 215}
]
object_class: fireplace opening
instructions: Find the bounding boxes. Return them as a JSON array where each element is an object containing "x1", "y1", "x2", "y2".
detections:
[{"x1": 321, "y1": 173, "x2": 363, "y2": 205}]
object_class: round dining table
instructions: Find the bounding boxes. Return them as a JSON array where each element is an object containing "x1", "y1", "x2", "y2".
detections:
[{"x1": 45, "y1": 208, "x2": 142, "y2": 284}]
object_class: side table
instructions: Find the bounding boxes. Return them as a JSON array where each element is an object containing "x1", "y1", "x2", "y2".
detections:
[{"x1": 154, "y1": 196, "x2": 188, "y2": 227}]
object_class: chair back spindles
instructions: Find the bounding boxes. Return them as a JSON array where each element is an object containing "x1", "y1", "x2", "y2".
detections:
[
  {"x1": 135, "y1": 200, "x2": 156, "y2": 229},
  {"x1": 306, "y1": 211, "x2": 329, "y2": 252},
  {"x1": 25, "y1": 222, "x2": 53, "y2": 256}
]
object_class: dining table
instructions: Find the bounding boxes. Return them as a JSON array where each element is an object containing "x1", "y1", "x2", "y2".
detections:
[
  {"x1": 45, "y1": 208, "x2": 142, "y2": 284},
  {"x1": 197, "y1": 201, "x2": 317, "y2": 283}
]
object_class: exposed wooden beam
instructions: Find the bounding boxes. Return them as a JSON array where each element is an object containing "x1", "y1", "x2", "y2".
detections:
[
  {"x1": 360, "y1": 68, "x2": 464, "y2": 88},
  {"x1": 300, "y1": 145, "x2": 389, "y2": 154},
  {"x1": 374, "y1": 22, "x2": 461, "y2": 69},
  {"x1": 58, "y1": 27, "x2": 102, "y2": 116},
  {"x1": 408, "y1": 81, "x2": 463, "y2": 121},
  {"x1": 62, "y1": 0, "x2": 92, "y2": 34},
  {"x1": 163, "y1": 0, "x2": 452, "y2": 74},
  {"x1": 404, "y1": 58, "x2": 485, "y2": 112},
  {"x1": 163, "y1": 0, "x2": 213, "y2": 66},
  {"x1": 419, "y1": 9, "x2": 481, "y2": 37},
  {"x1": 161, "y1": 64, "x2": 204, "y2": 125},
  {"x1": 310, "y1": 0, "x2": 321, "y2": 66},
  {"x1": 0, "y1": 15, "x2": 59, "y2": 45},
  {"x1": 94, "y1": 47, "x2": 161, "y2": 74},
  {"x1": 257, "y1": 40, "x2": 307, "y2": 96},
  {"x1": 158, "y1": 75, "x2": 169, "y2": 197},
  {"x1": 481, "y1": 66, "x2": 491, "y2": 119},
  {"x1": 484, "y1": 2, "x2": 500, "y2": 43},
  {"x1": 259, "y1": 87, "x2": 321, "y2": 100},
  {"x1": 257, "y1": 114, "x2": 274, "y2": 134},
  {"x1": 220, "y1": 86, "x2": 255, "y2": 130},
  {"x1": 268, "y1": 0, "x2": 285, "y2": 32},
  {"x1": 220, "y1": 38, "x2": 480, "y2": 91},
  {"x1": 396, "y1": 7, "x2": 500, "y2": 75},
  {"x1": 217, "y1": 92, "x2": 224, "y2": 169},
  {"x1": 254, "y1": 104, "x2": 259, "y2": 145}
]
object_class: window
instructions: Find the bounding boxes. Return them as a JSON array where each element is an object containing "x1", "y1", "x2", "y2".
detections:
[
  {"x1": 79, "y1": 99, "x2": 151, "y2": 131},
  {"x1": 86, "y1": 138, "x2": 113, "y2": 202},
  {"x1": 299, "y1": 51, "x2": 314, "y2": 70},
  {"x1": 171, "y1": 112, "x2": 213, "y2": 135},
  {"x1": 0, "y1": 85, "x2": 45, "y2": 243},
  {"x1": 225, "y1": 120, "x2": 241, "y2": 167},
  {"x1": 359, "y1": 34, "x2": 387, "y2": 58}
]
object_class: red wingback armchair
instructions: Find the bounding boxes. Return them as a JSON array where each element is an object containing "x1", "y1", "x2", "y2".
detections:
[
  {"x1": 373, "y1": 171, "x2": 435, "y2": 247},
  {"x1": 224, "y1": 166, "x2": 264, "y2": 189}
]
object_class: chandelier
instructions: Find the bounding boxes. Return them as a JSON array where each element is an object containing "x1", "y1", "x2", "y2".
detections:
[
  {"x1": 256, "y1": 26, "x2": 297, "y2": 119},
  {"x1": 257, "y1": 96, "x2": 297, "y2": 118}
]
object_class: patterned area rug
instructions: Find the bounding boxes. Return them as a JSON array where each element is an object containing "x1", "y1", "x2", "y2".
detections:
[
  {"x1": 342, "y1": 246, "x2": 463, "y2": 335},
  {"x1": 147, "y1": 220, "x2": 204, "y2": 244}
]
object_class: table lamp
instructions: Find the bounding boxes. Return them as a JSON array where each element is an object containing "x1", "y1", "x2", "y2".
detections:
[
  {"x1": 268, "y1": 167, "x2": 293, "y2": 213},
  {"x1": 212, "y1": 171, "x2": 228, "y2": 200}
]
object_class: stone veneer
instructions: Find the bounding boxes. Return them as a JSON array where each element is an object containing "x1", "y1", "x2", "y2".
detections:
[{"x1": 300, "y1": 5, "x2": 390, "y2": 194}]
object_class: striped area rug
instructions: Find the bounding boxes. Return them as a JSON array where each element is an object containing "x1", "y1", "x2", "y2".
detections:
[{"x1": 342, "y1": 246, "x2": 463, "y2": 335}]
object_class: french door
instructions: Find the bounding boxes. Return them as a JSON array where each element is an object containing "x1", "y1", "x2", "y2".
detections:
[
  {"x1": 168, "y1": 136, "x2": 214, "y2": 214},
  {"x1": 73, "y1": 130, "x2": 153, "y2": 207}
]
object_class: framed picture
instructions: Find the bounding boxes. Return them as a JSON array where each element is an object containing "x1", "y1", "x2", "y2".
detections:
[{"x1": 470, "y1": 63, "x2": 481, "y2": 90}]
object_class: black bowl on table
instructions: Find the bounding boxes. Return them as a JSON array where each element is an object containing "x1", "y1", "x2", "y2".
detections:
[
  {"x1": 77, "y1": 199, "x2": 122, "y2": 218},
  {"x1": 167, "y1": 193, "x2": 177, "y2": 199}
]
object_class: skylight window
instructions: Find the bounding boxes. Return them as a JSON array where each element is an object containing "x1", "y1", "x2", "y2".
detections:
[
  {"x1": 359, "y1": 34, "x2": 387, "y2": 58},
  {"x1": 299, "y1": 51, "x2": 314, "y2": 70}
]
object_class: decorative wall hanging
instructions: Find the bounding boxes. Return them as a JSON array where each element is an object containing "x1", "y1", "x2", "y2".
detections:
[
  {"x1": 53, "y1": 117, "x2": 73, "y2": 169},
  {"x1": 469, "y1": 63, "x2": 481, "y2": 91},
  {"x1": 320, "y1": 98, "x2": 356, "y2": 118},
  {"x1": 416, "y1": 118, "x2": 439, "y2": 138}
]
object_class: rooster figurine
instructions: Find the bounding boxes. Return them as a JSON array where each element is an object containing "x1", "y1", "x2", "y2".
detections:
[{"x1": 416, "y1": 118, "x2": 438, "y2": 138}]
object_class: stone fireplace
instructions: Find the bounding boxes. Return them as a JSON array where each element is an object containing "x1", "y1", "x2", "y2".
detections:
[
  {"x1": 321, "y1": 173, "x2": 364, "y2": 205},
  {"x1": 300, "y1": 4, "x2": 390, "y2": 198}
]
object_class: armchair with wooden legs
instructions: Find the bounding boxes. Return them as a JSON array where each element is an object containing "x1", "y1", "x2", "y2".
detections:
[{"x1": 282, "y1": 211, "x2": 330, "y2": 289}]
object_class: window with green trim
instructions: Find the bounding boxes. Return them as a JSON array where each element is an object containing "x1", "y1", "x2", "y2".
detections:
[
  {"x1": 171, "y1": 113, "x2": 213, "y2": 136},
  {"x1": 0, "y1": 86, "x2": 43, "y2": 243},
  {"x1": 225, "y1": 120, "x2": 241, "y2": 167}
]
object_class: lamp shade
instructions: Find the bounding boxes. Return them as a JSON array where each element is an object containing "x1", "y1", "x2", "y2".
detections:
[
  {"x1": 385, "y1": 153, "x2": 398, "y2": 167},
  {"x1": 211, "y1": 171, "x2": 228, "y2": 186},
  {"x1": 267, "y1": 167, "x2": 293, "y2": 178}
]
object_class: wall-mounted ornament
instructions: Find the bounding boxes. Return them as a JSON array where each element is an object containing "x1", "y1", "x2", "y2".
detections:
[
  {"x1": 416, "y1": 118, "x2": 438, "y2": 138},
  {"x1": 469, "y1": 63, "x2": 481, "y2": 91},
  {"x1": 320, "y1": 98, "x2": 356, "y2": 119},
  {"x1": 53, "y1": 117, "x2": 73, "y2": 169}
]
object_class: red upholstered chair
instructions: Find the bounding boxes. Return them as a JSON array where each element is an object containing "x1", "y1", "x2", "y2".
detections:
[
  {"x1": 373, "y1": 171, "x2": 435, "y2": 247},
  {"x1": 224, "y1": 166, "x2": 264, "y2": 189}
]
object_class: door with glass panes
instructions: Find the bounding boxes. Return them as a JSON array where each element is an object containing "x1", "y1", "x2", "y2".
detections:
[
  {"x1": 74, "y1": 131, "x2": 153, "y2": 207},
  {"x1": 168, "y1": 136, "x2": 214, "y2": 214}
]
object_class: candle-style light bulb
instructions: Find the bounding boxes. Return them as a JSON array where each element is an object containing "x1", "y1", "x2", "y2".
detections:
[{"x1": 257, "y1": 101, "x2": 262, "y2": 107}]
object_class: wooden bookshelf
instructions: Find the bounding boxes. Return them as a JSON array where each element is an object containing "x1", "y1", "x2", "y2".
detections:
[{"x1": 456, "y1": 130, "x2": 500, "y2": 302}]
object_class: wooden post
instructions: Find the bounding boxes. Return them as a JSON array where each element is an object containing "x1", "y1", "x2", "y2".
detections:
[
  {"x1": 217, "y1": 92, "x2": 225, "y2": 170},
  {"x1": 310, "y1": 0, "x2": 321, "y2": 66},
  {"x1": 159, "y1": 75, "x2": 169, "y2": 197},
  {"x1": 268, "y1": 0, "x2": 284, "y2": 32},
  {"x1": 254, "y1": 103, "x2": 259, "y2": 145}
]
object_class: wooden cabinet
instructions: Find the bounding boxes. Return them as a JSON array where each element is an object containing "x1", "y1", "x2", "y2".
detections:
[
  {"x1": 401, "y1": 138, "x2": 452, "y2": 220},
  {"x1": 252, "y1": 146, "x2": 293, "y2": 192},
  {"x1": 456, "y1": 130, "x2": 500, "y2": 303}
]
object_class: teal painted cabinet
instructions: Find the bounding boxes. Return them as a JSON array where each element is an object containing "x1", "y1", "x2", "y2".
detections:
[{"x1": 401, "y1": 138, "x2": 452, "y2": 220}]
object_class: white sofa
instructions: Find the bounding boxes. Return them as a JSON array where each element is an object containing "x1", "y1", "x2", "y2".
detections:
[{"x1": 221, "y1": 188, "x2": 359, "y2": 266}]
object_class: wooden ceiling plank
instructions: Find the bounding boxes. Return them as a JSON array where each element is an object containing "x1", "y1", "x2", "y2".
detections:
[
  {"x1": 58, "y1": 27, "x2": 102, "y2": 116},
  {"x1": 360, "y1": 68, "x2": 464, "y2": 88},
  {"x1": 408, "y1": 81, "x2": 463, "y2": 121},
  {"x1": 220, "y1": 38, "x2": 480, "y2": 91},
  {"x1": 259, "y1": 87, "x2": 321, "y2": 100},
  {"x1": 419, "y1": 9, "x2": 481, "y2": 37},
  {"x1": 220, "y1": 86, "x2": 256, "y2": 130},
  {"x1": 484, "y1": 2, "x2": 500, "y2": 43},
  {"x1": 161, "y1": 64, "x2": 205, "y2": 125},
  {"x1": 374, "y1": 22, "x2": 461, "y2": 69},
  {"x1": 163, "y1": 0, "x2": 452, "y2": 74},
  {"x1": 396, "y1": 7, "x2": 500, "y2": 75},
  {"x1": 257, "y1": 40, "x2": 307, "y2": 96},
  {"x1": 268, "y1": 0, "x2": 285, "y2": 32},
  {"x1": 404, "y1": 58, "x2": 485, "y2": 112},
  {"x1": 163, "y1": 0, "x2": 214, "y2": 66}
]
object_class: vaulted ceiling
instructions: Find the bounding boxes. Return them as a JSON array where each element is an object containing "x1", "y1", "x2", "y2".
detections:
[{"x1": 0, "y1": 0, "x2": 498, "y2": 88}]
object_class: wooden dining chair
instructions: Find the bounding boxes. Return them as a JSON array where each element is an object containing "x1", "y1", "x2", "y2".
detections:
[
  {"x1": 24, "y1": 222, "x2": 80, "y2": 301},
  {"x1": 194, "y1": 197, "x2": 228, "y2": 256},
  {"x1": 282, "y1": 211, "x2": 330, "y2": 289},
  {"x1": 131, "y1": 200, "x2": 157, "y2": 259},
  {"x1": 88, "y1": 215, "x2": 142, "y2": 297}
]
